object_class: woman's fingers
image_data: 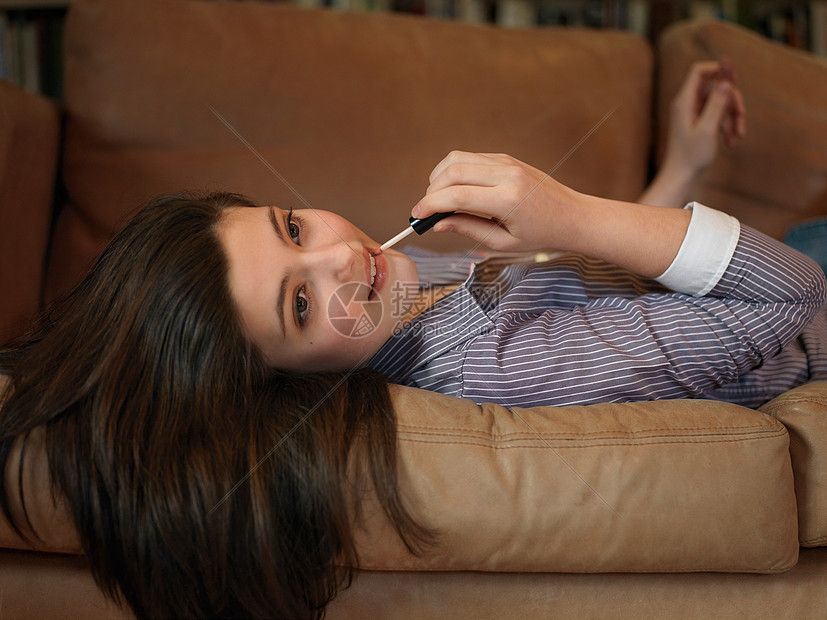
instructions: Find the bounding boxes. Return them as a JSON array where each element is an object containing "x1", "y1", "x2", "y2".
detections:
[
  {"x1": 427, "y1": 151, "x2": 498, "y2": 183},
  {"x1": 417, "y1": 177, "x2": 544, "y2": 225},
  {"x1": 425, "y1": 161, "x2": 503, "y2": 195},
  {"x1": 431, "y1": 212, "x2": 518, "y2": 250},
  {"x1": 717, "y1": 57, "x2": 736, "y2": 82},
  {"x1": 416, "y1": 181, "x2": 524, "y2": 219},
  {"x1": 418, "y1": 159, "x2": 545, "y2": 222},
  {"x1": 728, "y1": 85, "x2": 747, "y2": 139},
  {"x1": 699, "y1": 81, "x2": 733, "y2": 134},
  {"x1": 677, "y1": 61, "x2": 724, "y2": 111}
]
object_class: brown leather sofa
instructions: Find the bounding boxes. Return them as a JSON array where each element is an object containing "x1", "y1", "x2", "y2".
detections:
[{"x1": 1, "y1": 0, "x2": 827, "y2": 617}]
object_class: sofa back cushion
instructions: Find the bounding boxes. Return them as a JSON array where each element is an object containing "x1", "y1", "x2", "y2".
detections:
[
  {"x1": 657, "y1": 19, "x2": 827, "y2": 239},
  {"x1": 50, "y1": 0, "x2": 652, "y2": 300}
]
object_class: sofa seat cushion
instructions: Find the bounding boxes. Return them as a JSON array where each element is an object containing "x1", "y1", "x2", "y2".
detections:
[
  {"x1": 328, "y1": 548, "x2": 827, "y2": 620},
  {"x1": 352, "y1": 385, "x2": 799, "y2": 574},
  {"x1": 51, "y1": 0, "x2": 652, "y2": 299}
]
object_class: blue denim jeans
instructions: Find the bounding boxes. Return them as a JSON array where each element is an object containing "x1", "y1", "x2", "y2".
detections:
[{"x1": 784, "y1": 218, "x2": 827, "y2": 277}]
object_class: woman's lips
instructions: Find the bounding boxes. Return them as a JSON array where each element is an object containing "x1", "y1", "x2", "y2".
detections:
[{"x1": 369, "y1": 250, "x2": 387, "y2": 300}]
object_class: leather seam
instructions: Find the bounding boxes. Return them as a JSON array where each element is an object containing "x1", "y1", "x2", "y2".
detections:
[
  {"x1": 361, "y1": 564, "x2": 798, "y2": 574},
  {"x1": 396, "y1": 424, "x2": 785, "y2": 440},
  {"x1": 762, "y1": 396, "x2": 827, "y2": 413},
  {"x1": 396, "y1": 430, "x2": 787, "y2": 450}
]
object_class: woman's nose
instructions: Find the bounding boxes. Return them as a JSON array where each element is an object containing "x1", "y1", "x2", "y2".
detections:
[{"x1": 306, "y1": 241, "x2": 363, "y2": 283}]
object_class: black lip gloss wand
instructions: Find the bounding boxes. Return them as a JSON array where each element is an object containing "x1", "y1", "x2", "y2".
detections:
[{"x1": 377, "y1": 211, "x2": 455, "y2": 252}]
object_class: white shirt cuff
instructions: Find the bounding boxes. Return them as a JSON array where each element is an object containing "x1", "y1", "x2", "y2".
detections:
[{"x1": 655, "y1": 202, "x2": 740, "y2": 296}]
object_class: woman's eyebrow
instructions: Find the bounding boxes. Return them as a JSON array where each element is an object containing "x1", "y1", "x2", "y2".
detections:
[
  {"x1": 267, "y1": 206, "x2": 289, "y2": 247},
  {"x1": 276, "y1": 273, "x2": 288, "y2": 341},
  {"x1": 267, "y1": 207, "x2": 289, "y2": 340}
]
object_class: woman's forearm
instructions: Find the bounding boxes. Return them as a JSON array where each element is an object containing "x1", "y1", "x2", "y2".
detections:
[{"x1": 563, "y1": 191, "x2": 692, "y2": 280}]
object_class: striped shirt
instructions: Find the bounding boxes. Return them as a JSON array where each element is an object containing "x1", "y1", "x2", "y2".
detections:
[{"x1": 368, "y1": 203, "x2": 827, "y2": 408}]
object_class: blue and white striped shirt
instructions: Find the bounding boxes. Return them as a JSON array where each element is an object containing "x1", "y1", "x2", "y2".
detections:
[{"x1": 369, "y1": 204, "x2": 827, "y2": 408}]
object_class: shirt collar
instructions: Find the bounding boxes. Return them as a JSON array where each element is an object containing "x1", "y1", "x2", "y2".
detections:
[{"x1": 368, "y1": 272, "x2": 495, "y2": 381}]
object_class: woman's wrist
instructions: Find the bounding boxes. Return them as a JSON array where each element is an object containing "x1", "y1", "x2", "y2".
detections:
[
  {"x1": 662, "y1": 148, "x2": 703, "y2": 186},
  {"x1": 638, "y1": 152, "x2": 699, "y2": 209}
]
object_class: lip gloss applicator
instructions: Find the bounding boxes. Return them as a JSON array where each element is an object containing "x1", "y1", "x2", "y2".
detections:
[{"x1": 377, "y1": 211, "x2": 455, "y2": 253}]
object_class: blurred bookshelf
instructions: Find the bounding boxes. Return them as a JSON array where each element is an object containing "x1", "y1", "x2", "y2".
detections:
[
  {"x1": 1, "y1": 0, "x2": 826, "y2": 99},
  {"x1": 295, "y1": 0, "x2": 827, "y2": 54},
  {"x1": 0, "y1": 1, "x2": 67, "y2": 99}
]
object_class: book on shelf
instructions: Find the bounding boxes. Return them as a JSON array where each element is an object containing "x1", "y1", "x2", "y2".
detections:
[
  {"x1": 0, "y1": 7, "x2": 64, "y2": 98},
  {"x1": 810, "y1": 0, "x2": 827, "y2": 55},
  {"x1": 0, "y1": 12, "x2": 39, "y2": 93}
]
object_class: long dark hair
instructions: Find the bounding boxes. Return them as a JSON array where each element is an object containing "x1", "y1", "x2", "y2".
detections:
[{"x1": 0, "y1": 192, "x2": 430, "y2": 618}]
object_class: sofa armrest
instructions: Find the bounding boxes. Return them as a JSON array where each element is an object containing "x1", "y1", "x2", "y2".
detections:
[
  {"x1": 761, "y1": 380, "x2": 827, "y2": 547},
  {"x1": 0, "y1": 80, "x2": 60, "y2": 344},
  {"x1": 351, "y1": 385, "x2": 799, "y2": 574},
  {"x1": 0, "y1": 374, "x2": 800, "y2": 573}
]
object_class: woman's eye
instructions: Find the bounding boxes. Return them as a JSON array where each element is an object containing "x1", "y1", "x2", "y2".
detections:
[
  {"x1": 286, "y1": 209, "x2": 300, "y2": 242},
  {"x1": 288, "y1": 219, "x2": 300, "y2": 241},
  {"x1": 296, "y1": 288, "x2": 309, "y2": 322}
]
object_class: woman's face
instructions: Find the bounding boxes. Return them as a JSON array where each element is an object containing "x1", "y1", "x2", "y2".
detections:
[{"x1": 218, "y1": 206, "x2": 419, "y2": 372}]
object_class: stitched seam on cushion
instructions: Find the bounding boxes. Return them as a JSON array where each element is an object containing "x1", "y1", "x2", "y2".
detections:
[
  {"x1": 364, "y1": 564, "x2": 797, "y2": 574},
  {"x1": 396, "y1": 423, "x2": 785, "y2": 441},
  {"x1": 762, "y1": 396, "x2": 827, "y2": 414},
  {"x1": 396, "y1": 430, "x2": 787, "y2": 450}
]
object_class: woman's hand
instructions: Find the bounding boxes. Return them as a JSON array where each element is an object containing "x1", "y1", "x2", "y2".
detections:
[
  {"x1": 412, "y1": 151, "x2": 580, "y2": 253},
  {"x1": 413, "y1": 151, "x2": 691, "y2": 279},
  {"x1": 639, "y1": 59, "x2": 746, "y2": 208},
  {"x1": 666, "y1": 58, "x2": 746, "y2": 173}
]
